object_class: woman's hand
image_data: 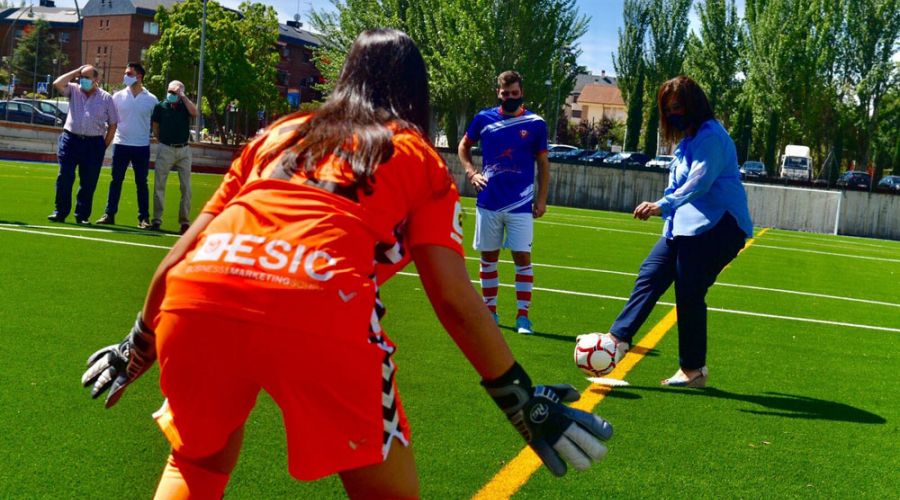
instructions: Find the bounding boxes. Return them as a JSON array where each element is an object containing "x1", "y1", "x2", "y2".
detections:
[{"x1": 633, "y1": 202, "x2": 661, "y2": 221}]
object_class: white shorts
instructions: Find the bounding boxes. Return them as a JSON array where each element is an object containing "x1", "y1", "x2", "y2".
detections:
[{"x1": 473, "y1": 207, "x2": 534, "y2": 252}]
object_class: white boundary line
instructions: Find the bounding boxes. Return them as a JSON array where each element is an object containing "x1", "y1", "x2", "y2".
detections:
[
  {"x1": 0, "y1": 226, "x2": 172, "y2": 250},
  {"x1": 396, "y1": 272, "x2": 900, "y2": 333},
  {"x1": 0, "y1": 223, "x2": 179, "y2": 237},
  {"x1": 463, "y1": 256, "x2": 900, "y2": 307},
  {"x1": 758, "y1": 234, "x2": 900, "y2": 254},
  {"x1": 751, "y1": 244, "x2": 900, "y2": 263},
  {"x1": 765, "y1": 229, "x2": 900, "y2": 249}
]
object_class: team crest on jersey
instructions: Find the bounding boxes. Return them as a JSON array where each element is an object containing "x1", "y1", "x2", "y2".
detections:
[{"x1": 519, "y1": 130, "x2": 530, "y2": 139}]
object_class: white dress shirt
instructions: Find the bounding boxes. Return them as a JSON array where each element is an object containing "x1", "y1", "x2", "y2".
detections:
[{"x1": 112, "y1": 87, "x2": 157, "y2": 146}]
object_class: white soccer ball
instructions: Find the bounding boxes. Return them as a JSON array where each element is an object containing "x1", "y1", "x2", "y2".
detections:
[{"x1": 573, "y1": 333, "x2": 618, "y2": 376}]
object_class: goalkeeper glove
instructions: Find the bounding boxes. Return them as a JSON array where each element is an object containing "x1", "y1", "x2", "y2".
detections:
[
  {"x1": 81, "y1": 312, "x2": 157, "y2": 408},
  {"x1": 482, "y1": 362, "x2": 613, "y2": 477}
]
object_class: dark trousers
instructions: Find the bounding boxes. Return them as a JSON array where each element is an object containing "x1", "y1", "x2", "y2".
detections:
[
  {"x1": 610, "y1": 212, "x2": 747, "y2": 369},
  {"x1": 54, "y1": 131, "x2": 107, "y2": 221},
  {"x1": 105, "y1": 144, "x2": 151, "y2": 221}
]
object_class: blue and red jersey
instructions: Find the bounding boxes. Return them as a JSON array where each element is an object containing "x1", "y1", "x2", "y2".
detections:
[{"x1": 465, "y1": 107, "x2": 547, "y2": 213}]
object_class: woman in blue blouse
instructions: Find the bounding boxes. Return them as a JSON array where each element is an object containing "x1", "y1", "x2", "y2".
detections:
[{"x1": 601, "y1": 76, "x2": 753, "y2": 388}]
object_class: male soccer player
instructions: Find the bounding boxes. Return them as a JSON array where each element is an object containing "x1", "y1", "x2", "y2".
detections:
[{"x1": 458, "y1": 70, "x2": 549, "y2": 335}]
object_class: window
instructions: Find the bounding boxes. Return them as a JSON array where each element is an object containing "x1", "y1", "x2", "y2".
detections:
[
  {"x1": 277, "y1": 70, "x2": 290, "y2": 85},
  {"x1": 283, "y1": 46, "x2": 290, "y2": 59},
  {"x1": 15, "y1": 28, "x2": 23, "y2": 38},
  {"x1": 140, "y1": 48, "x2": 147, "y2": 61},
  {"x1": 7, "y1": 103, "x2": 19, "y2": 112},
  {"x1": 60, "y1": 32, "x2": 70, "y2": 43},
  {"x1": 103, "y1": 46, "x2": 107, "y2": 54},
  {"x1": 105, "y1": 19, "x2": 110, "y2": 30},
  {"x1": 302, "y1": 51, "x2": 310, "y2": 63},
  {"x1": 143, "y1": 22, "x2": 159, "y2": 35},
  {"x1": 99, "y1": 19, "x2": 103, "y2": 30},
  {"x1": 97, "y1": 46, "x2": 101, "y2": 55},
  {"x1": 571, "y1": 109, "x2": 582, "y2": 119},
  {"x1": 101, "y1": 0, "x2": 105, "y2": 5}
]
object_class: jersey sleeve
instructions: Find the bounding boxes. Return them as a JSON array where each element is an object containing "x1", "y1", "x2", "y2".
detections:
[
  {"x1": 533, "y1": 117, "x2": 548, "y2": 155},
  {"x1": 405, "y1": 148, "x2": 465, "y2": 256},
  {"x1": 464, "y1": 113, "x2": 483, "y2": 144},
  {"x1": 201, "y1": 133, "x2": 268, "y2": 215}
]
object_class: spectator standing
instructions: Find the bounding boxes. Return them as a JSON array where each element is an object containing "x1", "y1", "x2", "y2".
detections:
[
  {"x1": 97, "y1": 62, "x2": 157, "y2": 228},
  {"x1": 151, "y1": 80, "x2": 198, "y2": 234},
  {"x1": 47, "y1": 65, "x2": 118, "y2": 225}
]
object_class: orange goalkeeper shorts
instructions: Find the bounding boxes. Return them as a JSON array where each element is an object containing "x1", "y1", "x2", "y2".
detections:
[{"x1": 152, "y1": 309, "x2": 410, "y2": 480}]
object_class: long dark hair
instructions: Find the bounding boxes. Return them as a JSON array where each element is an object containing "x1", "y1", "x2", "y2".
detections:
[
  {"x1": 265, "y1": 29, "x2": 430, "y2": 187},
  {"x1": 658, "y1": 76, "x2": 715, "y2": 143}
]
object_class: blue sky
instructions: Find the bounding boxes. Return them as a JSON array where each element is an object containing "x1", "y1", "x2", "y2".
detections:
[{"x1": 50, "y1": 0, "x2": 750, "y2": 77}]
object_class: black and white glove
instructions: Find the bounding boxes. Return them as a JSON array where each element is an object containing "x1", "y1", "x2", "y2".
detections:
[
  {"x1": 81, "y1": 312, "x2": 157, "y2": 408},
  {"x1": 482, "y1": 362, "x2": 613, "y2": 476}
]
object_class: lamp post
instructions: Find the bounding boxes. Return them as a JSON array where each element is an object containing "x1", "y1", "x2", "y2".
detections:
[
  {"x1": 195, "y1": 0, "x2": 208, "y2": 143},
  {"x1": 4, "y1": 6, "x2": 34, "y2": 121},
  {"x1": 30, "y1": 23, "x2": 39, "y2": 125},
  {"x1": 53, "y1": 56, "x2": 61, "y2": 125}
]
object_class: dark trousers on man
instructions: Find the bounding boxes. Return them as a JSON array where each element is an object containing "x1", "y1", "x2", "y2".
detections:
[
  {"x1": 609, "y1": 212, "x2": 747, "y2": 369},
  {"x1": 53, "y1": 131, "x2": 107, "y2": 222},
  {"x1": 104, "y1": 144, "x2": 151, "y2": 221}
]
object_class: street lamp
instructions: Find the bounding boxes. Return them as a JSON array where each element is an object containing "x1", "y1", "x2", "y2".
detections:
[
  {"x1": 30, "y1": 22, "x2": 39, "y2": 125},
  {"x1": 4, "y1": 5, "x2": 34, "y2": 121}
]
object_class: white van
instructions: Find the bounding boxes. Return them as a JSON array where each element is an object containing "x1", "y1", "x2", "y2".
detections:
[{"x1": 780, "y1": 145, "x2": 812, "y2": 180}]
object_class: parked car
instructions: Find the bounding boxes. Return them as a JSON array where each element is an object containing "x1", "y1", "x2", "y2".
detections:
[
  {"x1": 582, "y1": 150, "x2": 611, "y2": 163},
  {"x1": 556, "y1": 148, "x2": 593, "y2": 161},
  {"x1": 602, "y1": 152, "x2": 651, "y2": 167},
  {"x1": 0, "y1": 101, "x2": 62, "y2": 126},
  {"x1": 646, "y1": 155, "x2": 675, "y2": 169},
  {"x1": 740, "y1": 161, "x2": 767, "y2": 180},
  {"x1": 876, "y1": 175, "x2": 900, "y2": 192},
  {"x1": 836, "y1": 171, "x2": 872, "y2": 190},
  {"x1": 547, "y1": 143, "x2": 578, "y2": 159},
  {"x1": 14, "y1": 98, "x2": 67, "y2": 122}
]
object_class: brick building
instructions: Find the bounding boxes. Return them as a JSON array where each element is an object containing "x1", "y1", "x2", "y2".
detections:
[
  {"x1": 0, "y1": 3, "x2": 82, "y2": 78},
  {"x1": 79, "y1": 0, "x2": 179, "y2": 87},
  {"x1": 276, "y1": 21, "x2": 322, "y2": 108}
]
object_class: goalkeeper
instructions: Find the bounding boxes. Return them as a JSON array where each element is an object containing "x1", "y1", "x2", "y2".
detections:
[{"x1": 81, "y1": 29, "x2": 613, "y2": 500}]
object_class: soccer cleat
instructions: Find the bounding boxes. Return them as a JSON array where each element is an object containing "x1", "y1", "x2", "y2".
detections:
[
  {"x1": 95, "y1": 214, "x2": 115, "y2": 225},
  {"x1": 47, "y1": 213, "x2": 65, "y2": 223},
  {"x1": 516, "y1": 315, "x2": 533, "y2": 335},
  {"x1": 179, "y1": 223, "x2": 190, "y2": 235},
  {"x1": 76, "y1": 219, "x2": 91, "y2": 226},
  {"x1": 601, "y1": 333, "x2": 629, "y2": 364},
  {"x1": 490, "y1": 311, "x2": 499, "y2": 326},
  {"x1": 138, "y1": 220, "x2": 151, "y2": 229},
  {"x1": 150, "y1": 222, "x2": 162, "y2": 231}
]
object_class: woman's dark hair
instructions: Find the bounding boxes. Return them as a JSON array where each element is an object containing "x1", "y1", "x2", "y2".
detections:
[
  {"x1": 658, "y1": 76, "x2": 715, "y2": 143},
  {"x1": 265, "y1": 29, "x2": 430, "y2": 187}
]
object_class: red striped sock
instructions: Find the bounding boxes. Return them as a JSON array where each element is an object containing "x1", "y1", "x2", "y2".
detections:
[
  {"x1": 515, "y1": 265, "x2": 533, "y2": 318},
  {"x1": 480, "y1": 258, "x2": 499, "y2": 313}
]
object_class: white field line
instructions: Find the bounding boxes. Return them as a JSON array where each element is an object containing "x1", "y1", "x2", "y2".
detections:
[
  {"x1": 0, "y1": 226, "x2": 172, "y2": 250},
  {"x1": 461, "y1": 206, "x2": 659, "y2": 226},
  {"x1": 463, "y1": 257, "x2": 899, "y2": 307},
  {"x1": 396, "y1": 272, "x2": 900, "y2": 333},
  {"x1": 751, "y1": 244, "x2": 900, "y2": 263},
  {"x1": 0, "y1": 223, "x2": 179, "y2": 237},
  {"x1": 764, "y1": 229, "x2": 900, "y2": 250},
  {"x1": 758, "y1": 234, "x2": 900, "y2": 255}
]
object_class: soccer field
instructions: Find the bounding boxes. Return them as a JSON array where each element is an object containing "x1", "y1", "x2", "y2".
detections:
[{"x1": 1, "y1": 159, "x2": 898, "y2": 499}]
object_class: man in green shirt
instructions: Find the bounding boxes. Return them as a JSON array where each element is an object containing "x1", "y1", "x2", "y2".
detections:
[{"x1": 151, "y1": 80, "x2": 199, "y2": 234}]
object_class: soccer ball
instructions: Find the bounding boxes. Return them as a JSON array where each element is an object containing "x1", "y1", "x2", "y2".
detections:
[{"x1": 574, "y1": 333, "x2": 618, "y2": 376}]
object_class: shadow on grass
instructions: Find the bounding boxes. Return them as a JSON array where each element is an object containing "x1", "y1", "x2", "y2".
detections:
[
  {"x1": 0, "y1": 220, "x2": 178, "y2": 237},
  {"x1": 601, "y1": 386, "x2": 886, "y2": 424}
]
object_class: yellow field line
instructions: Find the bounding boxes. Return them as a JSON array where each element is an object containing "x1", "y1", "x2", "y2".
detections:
[{"x1": 471, "y1": 228, "x2": 768, "y2": 500}]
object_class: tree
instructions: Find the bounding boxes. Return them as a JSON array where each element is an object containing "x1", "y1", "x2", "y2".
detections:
[
  {"x1": 613, "y1": 0, "x2": 649, "y2": 152},
  {"x1": 309, "y1": 0, "x2": 588, "y2": 143},
  {"x1": 837, "y1": 0, "x2": 900, "y2": 174},
  {"x1": 145, "y1": 0, "x2": 286, "y2": 144},
  {"x1": 643, "y1": 0, "x2": 692, "y2": 157},
  {"x1": 683, "y1": 0, "x2": 742, "y2": 124},
  {"x1": 9, "y1": 19, "x2": 62, "y2": 94}
]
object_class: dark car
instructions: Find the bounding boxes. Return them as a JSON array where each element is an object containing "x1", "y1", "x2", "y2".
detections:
[
  {"x1": 556, "y1": 149, "x2": 593, "y2": 161},
  {"x1": 836, "y1": 171, "x2": 872, "y2": 189},
  {"x1": 602, "y1": 152, "x2": 651, "y2": 167},
  {"x1": 547, "y1": 144, "x2": 578, "y2": 159},
  {"x1": 877, "y1": 175, "x2": 900, "y2": 192},
  {"x1": 14, "y1": 98, "x2": 67, "y2": 122},
  {"x1": 740, "y1": 161, "x2": 767, "y2": 180},
  {"x1": 0, "y1": 101, "x2": 61, "y2": 126},
  {"x1": 582, "y1": 150, "x2": 611, "y2": 163}
]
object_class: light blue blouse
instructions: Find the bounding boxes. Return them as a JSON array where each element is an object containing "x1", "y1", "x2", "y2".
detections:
[{"x1": 655, "y1": 119, "x2": 754, "y2": 239}]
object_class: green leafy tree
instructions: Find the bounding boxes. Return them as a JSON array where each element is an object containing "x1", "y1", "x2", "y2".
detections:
[
  {"x1": 683, "y1": 0, "x2": 742, "y2": 124},
  {"x1": 145, "y1": 0, "x2": 286, "y2": 144},
  {"x1": 9, "y1": 19, "x2": 63, "y2": 94},
  {"x1": 643, "y1": 0, "x2": 692, "y2": 157},
  {"x1": 613, "y1": 0, "x2": 649, "y2": 152},
  {"x1": 309, "y1": 0, "x2": 588, "y2": 144}
]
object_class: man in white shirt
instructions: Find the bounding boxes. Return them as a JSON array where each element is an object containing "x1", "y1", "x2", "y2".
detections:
[{"x1": 97, "y1": 62, "x2": 157, "y2": 228}]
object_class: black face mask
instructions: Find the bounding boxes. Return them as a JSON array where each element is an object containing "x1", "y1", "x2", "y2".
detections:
[
  {"x1": 667, "y1": 113, "x2": 690, "y2": 131},
  {"x1": 499, "y1": 96, "x2": 523, "y2": 113}
]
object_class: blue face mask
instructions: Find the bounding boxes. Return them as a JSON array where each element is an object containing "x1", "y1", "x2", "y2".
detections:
[
  {"x1": 166, "y1": 93, "x2": 179, "y2": 103},
  {"x1": 80, "y1": 78, "x2": 93, "y2": 92},
  {"x1": 667, "y1": 113, "x2": 690, "y2": 131}
]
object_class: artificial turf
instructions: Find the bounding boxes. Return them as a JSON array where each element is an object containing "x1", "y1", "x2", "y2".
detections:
[{"x1": 1, "y1": 160, "x2": 898, "y2": 499}]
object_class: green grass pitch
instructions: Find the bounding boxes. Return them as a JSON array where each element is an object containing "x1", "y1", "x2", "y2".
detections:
[{"x1": 1, "y1": 159, "x2": 898, "y2": 499}]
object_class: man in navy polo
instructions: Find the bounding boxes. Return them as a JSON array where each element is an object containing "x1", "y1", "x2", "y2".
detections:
[
  {"x1": 48, "y1": 65, "x2": 118, "y2": 224},
  {"x1": 458, "y1": 70, "x2": 550, "y2": 335}
]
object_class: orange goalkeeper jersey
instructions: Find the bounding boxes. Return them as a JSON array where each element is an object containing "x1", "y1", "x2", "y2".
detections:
[{"x1": 161, "y1": 114, "x2": 465, "y2": 331}]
